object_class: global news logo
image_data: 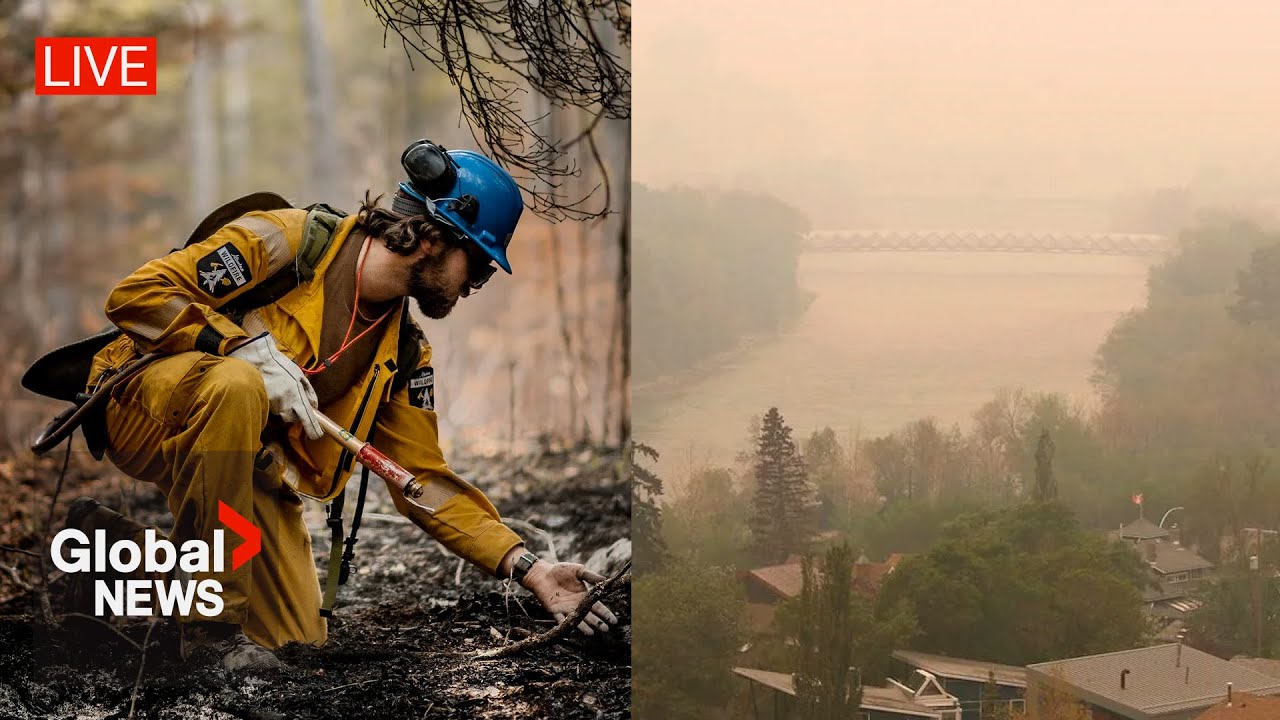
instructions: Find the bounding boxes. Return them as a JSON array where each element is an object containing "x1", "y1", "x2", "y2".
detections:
[{"x1": 50, "y1": 501, "x2": 260, "y2": 617}]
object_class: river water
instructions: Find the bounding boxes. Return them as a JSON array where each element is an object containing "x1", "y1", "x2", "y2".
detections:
[{"x1": 633, "y1": 251, "x2": 1153, "y2": 488}]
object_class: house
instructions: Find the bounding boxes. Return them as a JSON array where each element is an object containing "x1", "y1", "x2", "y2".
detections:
[
  {"x1": 1193, "y1": 691, "x2": 1280, "y2": 719},
  {"x1": 734, "y1": 665, "x2": 963, "y2": 720},
  {"x1": 1026, "y1": 643, "x2": 1280, "y2": 720},
  {"x1": 891, "y1": 650, "x2": 1026, "y2": 720},
  {"x1": 1117, "y1": 517, "x2": 1172, "y2": 542},
  {"x1": 744, "y1": 561, "x2": 805, "y2": 605},
  {"x1": 741, "y1": 561, "x2": 804, "y2": 633},
  {"x1": 1143, "y1": 541, "x2": 1215, "y2": 590},
  {"x1": 855, "y1": 553, "x2": 907, "y2": 596},
  {"x1": 1110, "y1": 516, "x2": 1215, "y2": 594},
  {"x1": 741, "y1": 553, "x2": 908, "y2": 632},
  {"x1": 1110, "y1": 512, "x2": 1215, "y2": 640}
]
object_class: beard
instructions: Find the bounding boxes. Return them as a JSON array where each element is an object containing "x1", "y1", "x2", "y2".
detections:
[{"x1": 406, "y1": 255, "x2": 461, "y2": 319}]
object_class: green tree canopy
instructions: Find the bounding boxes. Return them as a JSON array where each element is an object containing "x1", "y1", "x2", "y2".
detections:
[
  {"x1": 632, "y1": 558, "x2": 746, "y2": 720},
  {"x1": 876, "y1": 503, "x2": 1148, "y2": 666}
]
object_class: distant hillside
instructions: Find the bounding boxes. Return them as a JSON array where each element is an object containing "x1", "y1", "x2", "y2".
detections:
[{"x1": 633, "y1": 184, "x2": 810, "y2": 381}]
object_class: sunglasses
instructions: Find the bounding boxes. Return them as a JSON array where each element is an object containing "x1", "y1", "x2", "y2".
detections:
[{"x1": 458, "y1": 237, "x2": 497, "y2": 291}]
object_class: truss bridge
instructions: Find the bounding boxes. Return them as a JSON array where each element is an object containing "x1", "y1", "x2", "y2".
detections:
[{"x1": 805, "y1": 230, "x2": 1173, "y2": 257}]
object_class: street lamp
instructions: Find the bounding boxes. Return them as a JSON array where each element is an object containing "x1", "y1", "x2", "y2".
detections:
[{"x1": 1160, "y1": 507, "x2": 1185, "y2": 529}]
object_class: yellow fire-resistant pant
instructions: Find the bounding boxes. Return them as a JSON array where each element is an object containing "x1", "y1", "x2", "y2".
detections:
[{"x1": 103, "y1": 351, "x2": 327, "y2": 649}]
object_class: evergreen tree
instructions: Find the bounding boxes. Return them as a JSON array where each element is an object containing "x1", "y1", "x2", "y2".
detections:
[
  {"x1": 792, "y1": 543, "x2": 862, "y2": 720},
  {"x1": 749, "y1": 407, "x2": 819, "y2": 564},
  {"x1": 630, "y1": 441, "x2": 668, "y2": 575},
  {"x1": 1034, "y1": 429, "x2": 1056, "y2": 502},
  {"x1": 982, "y1": 669, "x2": 1013, "y2": 720}
]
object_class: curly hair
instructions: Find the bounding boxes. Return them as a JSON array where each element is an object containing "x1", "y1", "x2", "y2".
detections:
[{"x1": 353, "y1": 190, "x2": 453, "y2": 256}]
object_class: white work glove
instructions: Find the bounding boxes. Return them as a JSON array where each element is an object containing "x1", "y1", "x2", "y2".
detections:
[{"x1": 228, "y1": 333, "x2": 323, "y2": 439}]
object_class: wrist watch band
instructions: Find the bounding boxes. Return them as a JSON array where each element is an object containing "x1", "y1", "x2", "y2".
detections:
[{"x1": 511, "y1": 551, "x2": 538, "y2": 583}]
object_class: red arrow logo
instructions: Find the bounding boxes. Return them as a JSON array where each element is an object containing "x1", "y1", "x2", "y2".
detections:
[{"x1": 218, "y1": 501, "x2": 261, "y2": 571}]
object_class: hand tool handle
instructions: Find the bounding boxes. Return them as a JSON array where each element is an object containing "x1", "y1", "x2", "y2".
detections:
[{"x1": 313, "y1": 410, "x2": 433, "y2": 512}]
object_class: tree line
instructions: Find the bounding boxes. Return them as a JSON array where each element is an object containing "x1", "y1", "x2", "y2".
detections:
[{"x1": 632, "y1": 183, "x2": 810, "y2": 383}]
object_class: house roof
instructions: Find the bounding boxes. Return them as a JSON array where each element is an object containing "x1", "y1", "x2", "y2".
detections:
[
  {"x1": 854, "y1": 554, "x2": 907, "y2": 594},
  {"x1": 1194, "y1": 692, "x2": 1280, "y2": 719},
  {"x1": 1148, "y1": 543, "x2": 1215, "y2": 575},
  {"x1": 1027, "y1": 644, "x2": 1280, "y2": 718},
  {"x1": 732, "y1": 667, "x2": 944, "y2": 719},
  {"x1": 745, "y1": 562, "x2": 804, "y2": 600},
  {"x1": 1121, "y1": 517, "x2": 1172, "y2": 540},
  {"x1": 893, "y1": 649, "x2": 1027, "y2": 688},
  {"x1": 746, "y1": 553, "x2": 911, "y2": 602}
]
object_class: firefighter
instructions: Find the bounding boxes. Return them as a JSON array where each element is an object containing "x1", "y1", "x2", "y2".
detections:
[{"x1": 70, "y1": 141, "x2": 617, "y2": 671}]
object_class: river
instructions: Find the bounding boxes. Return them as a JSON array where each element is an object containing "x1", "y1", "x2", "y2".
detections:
[{"x1": 633, "y1": 251, "x2": 1153, "y2": 489}]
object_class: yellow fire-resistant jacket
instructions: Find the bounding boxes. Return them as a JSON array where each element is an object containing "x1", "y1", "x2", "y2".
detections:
[{"x1": 89, "y1": 209, "x2": 523, "y2": 574}]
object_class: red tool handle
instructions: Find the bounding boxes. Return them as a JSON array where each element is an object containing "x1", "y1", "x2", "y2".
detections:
[{"x1": 313, "y1": 411, "x2": 433, "y2": 511}]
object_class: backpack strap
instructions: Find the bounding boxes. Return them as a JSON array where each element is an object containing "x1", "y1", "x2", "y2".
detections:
[
  {"x1": 322, "y1": 306, "x2": 425, "y2": 616},
  {"x1": 319, "y1": 480, "x2": 347, "y2": 618},
  {"x1": 221, "y1": 202, "x2": 347, "y2": 316},
  {"x1": 297, "y1": 203, "x2": 346, "y2": 282}
]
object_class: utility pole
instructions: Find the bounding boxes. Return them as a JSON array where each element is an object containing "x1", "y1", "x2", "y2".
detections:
[{"x1": 1251, "y1": 554, "x2": 1262, "y2": 657}]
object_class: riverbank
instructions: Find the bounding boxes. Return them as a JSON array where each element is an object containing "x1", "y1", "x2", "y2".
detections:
[{"x1": 634, "y1": 252, "x2": 1151, "y2": 489}]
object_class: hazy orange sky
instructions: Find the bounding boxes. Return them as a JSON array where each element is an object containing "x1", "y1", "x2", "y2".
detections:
[{"x1": 634, "y1": 1, "x2": 1280, "y2": 229}]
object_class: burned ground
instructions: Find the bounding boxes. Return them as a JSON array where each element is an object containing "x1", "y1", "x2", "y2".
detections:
[{"x1": 0, "y1": 446, "x2": 630, "y2": 719}]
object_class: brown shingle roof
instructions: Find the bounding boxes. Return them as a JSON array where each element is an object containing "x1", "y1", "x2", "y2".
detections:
[
  {"x1": 747, "y1": 553, "x2": 911, "y2": 602},
  {"x1": 745, "y1": 562, "x2": 804, "y2": 600},
  {"x1": 854, "y1": 554, "x2": 907, "y2": 595},
  {"x1": 1028, "y1": 644, "x2": 1280, "y2": 717}
]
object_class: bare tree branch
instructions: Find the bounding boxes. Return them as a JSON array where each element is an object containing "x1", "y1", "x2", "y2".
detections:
[
  {"x1": 364, "y1": 0, "x2": 630, "y2": 221},
  {"x1": 58, "y1": 613, "x2": 144, "y2": 652},
  {"x1": 0, "y1": 563, "x2": 35, "y2": 593},
  {"x1": 126, "y1": 620, "x2": 159, "y2": 720},
  {"x1": 0, "y1": 546, "x2": 39, "y2": 558}
]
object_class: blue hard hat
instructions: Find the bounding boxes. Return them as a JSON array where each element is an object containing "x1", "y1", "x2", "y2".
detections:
[{"x1": 397, "y1": 149, "x2": 523, "y2": 274}]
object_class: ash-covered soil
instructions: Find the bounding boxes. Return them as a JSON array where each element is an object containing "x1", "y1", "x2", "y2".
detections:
[{"x1": 0, "y1": 445, "x2": 631, "y2": 719}]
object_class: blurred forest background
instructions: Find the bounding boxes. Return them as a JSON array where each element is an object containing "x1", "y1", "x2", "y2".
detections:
[{"x1": 0, "y1": 0, "x2": 629, "y2": 454}]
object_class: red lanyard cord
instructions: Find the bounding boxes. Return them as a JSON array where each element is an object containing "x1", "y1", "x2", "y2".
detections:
[{"x1": 302, "y1": 235, "x2": 394, "y2": 376}]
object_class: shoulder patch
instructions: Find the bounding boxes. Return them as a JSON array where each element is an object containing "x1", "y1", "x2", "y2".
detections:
[
  {"x1": 408, "y1": 367, "x2": 435, "y2": 411},
  {"x1": 196, "y1": 242, "x2": 253, "y2": 298}
]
